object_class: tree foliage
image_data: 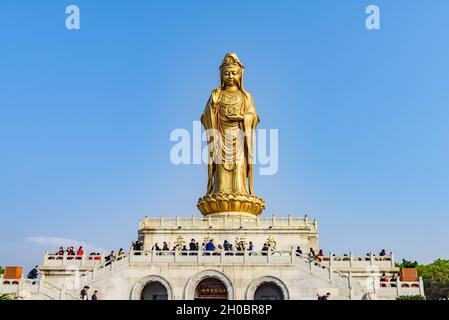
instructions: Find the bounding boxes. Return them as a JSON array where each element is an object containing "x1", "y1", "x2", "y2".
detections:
[
  {"x1": 395, "y1": 259, "x2": 418, "y2": 269},
  {"x1": 396, "y1": 258, "x2": 449, "y2": 300}
]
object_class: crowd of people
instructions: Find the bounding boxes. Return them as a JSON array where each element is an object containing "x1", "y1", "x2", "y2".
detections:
[
  {"x1": 53, "y1": 246, "x2": 126, "y2": 262},
  {"x1": 149, "y1": 238, "x2": 263, "y2": 255}
]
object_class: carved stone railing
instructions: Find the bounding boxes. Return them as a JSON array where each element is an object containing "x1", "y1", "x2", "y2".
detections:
[
  {"x1": 319, "y1": 252, "x2": 396, "y2": 269},
  {"x1": 139, "y1": 214, "x2": 318, "y2": 231},
  {"x1": 129, "y1": 248, "x2": 295, "y2": 264},
  {"x1": 43, "y1": 252, "x2": 127, "y2": 267}
]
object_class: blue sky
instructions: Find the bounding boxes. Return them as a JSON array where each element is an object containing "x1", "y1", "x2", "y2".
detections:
[{"x1": 1, "y1": 0, "x2": 448, "y2": 272}]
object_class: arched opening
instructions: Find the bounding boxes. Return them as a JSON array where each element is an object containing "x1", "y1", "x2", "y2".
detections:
[
  {"x1": 141, "y1": 281, "x2": 168, "y2": 300},
  {"x1": 254, "y1": 282, "x2": 284, "y2": 300},
  {"x1": 194, "y1": 277, "x2": 228, "y2": 300}
]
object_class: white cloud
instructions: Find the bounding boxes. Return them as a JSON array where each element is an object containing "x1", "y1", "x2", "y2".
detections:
[{"x1": 25, "y1": 236, "x2": 106, "y2": 254}]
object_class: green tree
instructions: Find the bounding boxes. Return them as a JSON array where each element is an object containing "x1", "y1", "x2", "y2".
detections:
[
  {"x1": 396, "y1": 259, "x2": 418, "y2": 268},
  {"x1": 417, "y1": 259, "x2": 449, "y2": 300}
]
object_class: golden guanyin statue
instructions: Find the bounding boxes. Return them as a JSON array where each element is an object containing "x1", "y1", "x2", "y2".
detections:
[{"x1": 197, "y1": 53, "x2": 265, "y2": 217}]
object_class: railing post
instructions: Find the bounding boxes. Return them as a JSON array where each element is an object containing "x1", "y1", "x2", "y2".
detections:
[
  {"x1": 100, "y1": 252, "x2": 105, "y2": 265},
  {"x1": 129, "y1": 249, "x2": 133, "y2": 263},
  {"x1": 372, "y1": 276, "x2": 377, "y2": 295},
  {"x1": 220, "y1": 248, "x2": 224, "y2": 263},
  {"x1": 256, "y1": 215, "x2": 259, "y2": 227},
  {"x1": 38, "y1": 279, "x2": 43, "y2": 293},
  {"x1": 198, "y1": 247, "x2": 202, "y2": 263},
  {"x1": 44, "y1": 250, "x2": 49, "y2": 265},
  {"x1": 419, "y1": 276, "x2": 424, "y2": 296},
  {"x1": 272, "y1": 214, "x2": 275, "y2": 226},
  {"x1": 176, "y1": 214, "x2": 179, "y2": 226},
  {"x1": 370, "y1": 252, "x2": 374, "y2": 266},
  {"x1": 244, "y1": 248, "x2": 248, "y2": 264},
  {"x1": 174, "y1": 248, "x2": 178, "y2": 263},
  {"x1": 329, "y1": 251, "x2": 333, "y2": 268},
  {"x1": 267, "y1": 248, "x2": 271, "y2": 263},
  {"x1": 396, "y1": 279, "x2": 400, "y2": 296},
  {"x1": 160, "y1": 214, "x2": 163, "y2": 227},
  {"x1": 91, "y1": 267, "x2": 96, "y2": 280},
  {"x1": 348, "y1": 272, "x2": 353, "y2": 300},
  {"x1": 290, "y1": 246, "x2": 295, "y2": 263},
  {"x1": 349, "y1": 252, "x2": 353, "y2": 268},
  {"x1": 390, "y1": 252, "x2": 395, "y2": 268},
  {"x1": 288, "y1": 214, "x2": 292, "y2": 226}
]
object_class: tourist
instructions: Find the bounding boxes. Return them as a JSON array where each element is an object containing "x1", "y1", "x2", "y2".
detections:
[
  {"x1": 162, "y1": 242, "x2": 169, "y2": 251},
  {"x1": 261, "y1": 243, "x2": 269, "y2": 256},
  {"x1": 295, "y1": 246, "x2": 303, "y2": 256},
  {"x1": 118, "y1": 248, "x2": 125, "y2": 259},
  {"x1": 248, "y1": 241, "x2": 254, "y2": 251},
  {"x1": 56, "y1": 247, "x2": 64, "y2": 255},
  {"x1": 317, "y1": 292, "x2": 331, "y2": 300},
  {"x1": 205, "y1": 239, "x2": 215, "y2": 251},
  {"x1": 181, "y1": 245, "x2": 188, "y2": 256},
  {"x1": 77, "y1": 246, "x2": 84, "y2": 257},
  {"x1": 27, "y1": 266, "x2": 39, "y2": 279},
  {"x1": 380, "y1": 273, "x2": 389, "y2": 287},
  {"x1": 189, "y1": 239, "x2": 196, "y2": 250},
  {"x1": 134, "y1": 240, "x2": 143, "y2": 251},
  {"x1": 390, "y1": 274, "x2": 398, "y2": 287},
  {"x1": 152, "y1": 243, "x2": 161, "y2": 251},
  {"x1": 80, "y1": 286, "x2": 89, "y2": 300},
  {"x1": 223, "y1": 240, "x2": 231, "y2": 251},
  {"x1": 308, "y1": 248, "x2": 316, "y2": 262},
  {"x1": 316, "y1": 249, "x2": 324, "y2": 262},
  {"x1": 379, "y1": 249, "x2": 386, "y2": 256},
  {"x1": 105, "y1": 250, "x2": 116, "y2": 266},
  {"x1": 91, "y1": 290, "x2": 99, "y2": 300}
]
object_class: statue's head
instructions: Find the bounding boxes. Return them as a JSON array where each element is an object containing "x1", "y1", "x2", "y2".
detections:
[{"x1": 220, "y1": 53, "x2": 244, "y2": 89}]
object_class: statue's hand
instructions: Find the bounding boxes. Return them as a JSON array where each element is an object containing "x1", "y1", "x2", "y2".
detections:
[{"x1": 211, "y1": 87, "x2": 221, "y2": 105}]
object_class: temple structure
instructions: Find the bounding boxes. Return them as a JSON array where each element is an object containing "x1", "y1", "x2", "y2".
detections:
[{"x1": 0, "y1": 53, "x2": 424, "y2": 300}]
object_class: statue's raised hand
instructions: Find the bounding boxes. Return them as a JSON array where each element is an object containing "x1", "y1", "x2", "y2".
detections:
[{"x1": 211, "y1": 87, "x2": 221, "y2": 105}]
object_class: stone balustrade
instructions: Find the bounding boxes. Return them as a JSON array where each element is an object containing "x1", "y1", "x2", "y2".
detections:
[
  {"x1": 0, "y1": 278, "x2": 42, "y2": 296},
  {"x1": 373, "y1": 277, "x2": 425, "y2": 297},
  {"x1": 319, "y1": 252, "x2": 396, "y2": 269},
  {"x1": 129, "y1": 248, "x2": 295, "y2": 264},
  {"x1": 139, "y1": 214, "x2": 318, "y2": 230},
  {"x1": 43, "y1": 252, "x2": 126, "y2": 267}
]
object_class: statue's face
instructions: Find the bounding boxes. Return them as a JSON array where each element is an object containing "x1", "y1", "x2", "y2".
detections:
[{"x1": 222, "y1": 66, "x2": 242, "y2": 88}]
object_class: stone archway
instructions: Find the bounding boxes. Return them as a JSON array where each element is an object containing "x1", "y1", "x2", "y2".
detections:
[
  {"x1": 246, "y1": 276, "x2": 289, "y2": 300},
  {"x1": 130, "y1": 275, "x2": 173, "y2": 300},
  {"x1": 184, "y1": 270, "x2": 234, "y2": 300}
]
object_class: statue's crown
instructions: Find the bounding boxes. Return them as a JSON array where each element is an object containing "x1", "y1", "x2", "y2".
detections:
[{"x1": 220, "y1": 53, "x2": 244, "y2": 69}]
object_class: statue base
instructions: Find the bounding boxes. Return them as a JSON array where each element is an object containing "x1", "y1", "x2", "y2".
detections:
[{"x1": 197, "y1": 192, "x2": 265, "y2": 217}]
